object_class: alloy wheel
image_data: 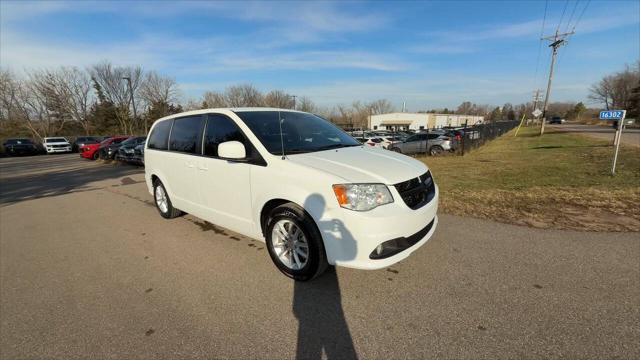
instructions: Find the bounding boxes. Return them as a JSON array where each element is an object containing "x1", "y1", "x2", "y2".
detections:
[{"x1": 271, "y1": 219, "x2": 309, "y2": 270}]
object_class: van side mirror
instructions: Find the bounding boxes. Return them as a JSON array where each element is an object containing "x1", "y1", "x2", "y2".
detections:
[{"x1": 218, "y1": 141, "x2": 246, "y2": 160}]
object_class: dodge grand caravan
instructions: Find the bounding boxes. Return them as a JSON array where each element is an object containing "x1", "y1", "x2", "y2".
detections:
[{"x1": 145, "y1": 108, "x2": 439, "y2": 281}]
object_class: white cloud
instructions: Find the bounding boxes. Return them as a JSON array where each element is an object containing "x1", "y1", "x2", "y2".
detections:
[{"x1": 0, "y1": 29, "x2": 404, "y2": 74}]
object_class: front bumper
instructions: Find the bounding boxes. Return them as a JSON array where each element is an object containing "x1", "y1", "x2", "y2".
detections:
[
  {"x1": 46, "y1": 146, "x2": 71, "y2": 153},
  {"x1": 318, "y1": 184, "x2": 439, "y2": 270}
]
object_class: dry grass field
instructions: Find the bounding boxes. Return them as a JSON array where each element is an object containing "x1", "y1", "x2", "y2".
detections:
[{"x1": 421, "y1": 126, "x2": 640, "y2": 231}]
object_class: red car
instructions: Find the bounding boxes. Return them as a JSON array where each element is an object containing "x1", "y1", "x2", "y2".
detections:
[{"x1": 80, "y1": 136, "x2": 129, "y2": 160}]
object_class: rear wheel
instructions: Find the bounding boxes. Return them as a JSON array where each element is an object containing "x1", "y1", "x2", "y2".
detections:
[
  {"x1": 153, "y1": 180, "x2": 182, "y2": 219},
  {"x1": 429, "y1": 145, "x2": 444, "y2": 156},
  {"x1": 265, "y1": 203, "x2": 328, "y2": 281},
  {"x1": 391, "y1": 147, "x2": 402, "y2": 153}
]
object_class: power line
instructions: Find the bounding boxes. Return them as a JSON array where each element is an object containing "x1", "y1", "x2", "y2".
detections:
[
  {"x1": 533, "y1": 0, "x2": 549, "y2": 89},
  {"x1": 556, "y1": 0, "x2": 569, "y2": 33},
  {"x1": 571, "y1": 0, "x2": 591, "y2": 32},
  {"x1": 564, "y1": 0, "x2": 580, "y2": 33}
]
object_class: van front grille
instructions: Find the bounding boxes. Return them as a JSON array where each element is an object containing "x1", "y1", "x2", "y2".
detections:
[{"x1": 393, "y1": 171, "x2": 435, "y2": 210}]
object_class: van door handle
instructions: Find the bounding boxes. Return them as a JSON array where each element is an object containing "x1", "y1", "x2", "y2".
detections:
[
  {"x1": 198, "y1": 165, "x2": 208, "y2": 171},
  {"x1": 186, "y1": 162, "x2": 195, "y2": 168}
]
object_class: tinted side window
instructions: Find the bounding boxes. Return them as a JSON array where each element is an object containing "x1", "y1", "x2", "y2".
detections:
[
  {"x1": 427, "y1": 134, "x2": 440, "y2": 139},
  {"x1": 169, "y1": 116, "x2": 204, "y2": 154},
  {"x1": 148, "y1": 120, "x2": 172, "y2": 150},
  {"x1": 204, "y1": 114, "x2": 248, "y2": 157}
]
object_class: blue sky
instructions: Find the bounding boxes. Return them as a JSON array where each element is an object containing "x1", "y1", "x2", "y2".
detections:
[{"x1": 1, "y1": 0, "x2": 638, "y2": 111}]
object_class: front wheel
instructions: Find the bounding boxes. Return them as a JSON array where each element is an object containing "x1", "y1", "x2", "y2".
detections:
[
  {"x1": 153, "y1": 180, "x2": 182, "y2": 219},
  {"x1": 390, "y1": 147, "x2": 402, "y2": 153},
  {"x1": 92, "y1": 151, "x2": 99, "y2": 160},
  {"x1": 265, "y1": 203, "x2": 328, "y2": 281}
]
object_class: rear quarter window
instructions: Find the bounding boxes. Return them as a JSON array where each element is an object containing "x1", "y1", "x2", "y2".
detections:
[
  {"x1": 169, "y1": 116, "x2": 204, "y2": 154},
  {"x1": 148, "y1": 120, "x2": 172, "y2": 150}
]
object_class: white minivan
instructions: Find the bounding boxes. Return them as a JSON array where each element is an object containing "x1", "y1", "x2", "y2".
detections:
[{"x1": 145, "y1": 108, "x2": 438, "y2": 280}]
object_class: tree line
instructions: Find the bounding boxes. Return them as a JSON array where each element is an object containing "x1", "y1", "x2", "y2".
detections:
[
  {"x1": 1, "y1": 60, "x2": 637, "y2": 140},
  {"x1": 0, "y1": 62, "x2": 181, "y2": 141}
]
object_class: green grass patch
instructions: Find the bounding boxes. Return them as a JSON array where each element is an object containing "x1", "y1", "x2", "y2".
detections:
[{"x1": 420, "y1": 126, "x2": 640, "y2": 231}]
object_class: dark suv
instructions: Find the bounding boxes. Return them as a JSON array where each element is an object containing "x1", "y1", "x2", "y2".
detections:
[
  {"x1": 115, "y1": 136, "x2": 146, "y2": 162},
  {"x1": 2, "y1": 138, "x2": 41, "y2": 156}
]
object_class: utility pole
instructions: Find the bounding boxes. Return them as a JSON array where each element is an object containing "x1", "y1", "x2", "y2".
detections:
[
  {"x1": 122, "y1": 77, "x2": 140, "y2": 134},
  {"x1": 540, "y1": 29, "x2": 574, "y2": 135},
  {"x1": 532, "y1": 89, "x2": 543, "y2": 121},
  {"x1": 291, "y1": 95, "x2": 297, "y2": 110}
]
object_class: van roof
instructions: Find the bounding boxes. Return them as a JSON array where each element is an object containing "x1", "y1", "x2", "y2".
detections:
[{"x1": 155, "y1": 107, "x2": 307, "y2": 123}]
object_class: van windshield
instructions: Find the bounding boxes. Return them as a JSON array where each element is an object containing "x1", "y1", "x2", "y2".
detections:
[{"x1": 234, "y1": 111, "x2": 360, "y2": 155}]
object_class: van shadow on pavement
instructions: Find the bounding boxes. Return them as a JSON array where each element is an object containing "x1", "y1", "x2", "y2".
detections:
[{"x1": 293, "y1": 194, "x2": 358, "y2": 360}]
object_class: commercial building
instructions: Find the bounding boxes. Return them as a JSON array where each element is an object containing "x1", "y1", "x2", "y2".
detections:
[{"x1": 369, "y1": 112, "x2": 484, "y2": 131}]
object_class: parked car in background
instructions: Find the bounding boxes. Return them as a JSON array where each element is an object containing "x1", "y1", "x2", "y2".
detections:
[
  {"x1": 145, "y1": 108, "x2": 438, "y2": 281},
  {"x1": 43, "y1": 137, "x2": 72, "y2": 154},
  {"x1": 80, "y1": 136, "x2": 128, "y2": 160},
  {"x1": 379, "y1": 136, "x2": 402, "y2": 149},
  {"x1": 2, "y1": 138, "x2": 41, "y2": 156},
  {"x1": 72, "y1": 136, "x2": 101, "y2": 152},
  {"x1": 362, "y1": 137, "x2": 386, "y2": 148},
  {"x1": 132, "y1": 143, "x2": 145, "y2": 165},
  {"x1": 115, "y1": 136, "x2": 146, "y2": 163},
  {"x1": 99, "y1": 136, "x2": 131, "y2": 160},
  {"x1": 549, "y1": 116, "x2": 566, "y2": 124},
  {"x1": 389, "y1": 133, "x2": 454, "y2": 156}
]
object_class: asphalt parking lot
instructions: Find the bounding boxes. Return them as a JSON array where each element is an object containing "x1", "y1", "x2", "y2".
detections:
[{"x1": 1, "y1": 154, "x2": 638, "y2": 359}]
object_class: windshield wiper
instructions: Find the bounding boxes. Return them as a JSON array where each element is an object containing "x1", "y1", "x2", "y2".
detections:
[
  {"x1": 285, "y1": 149, "x2": 311, "y2": 154},
  {"x1": 316, "y1": 144, "x2": 360, "y2": 151}
]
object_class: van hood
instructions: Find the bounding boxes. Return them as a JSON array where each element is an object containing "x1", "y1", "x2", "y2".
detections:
[{"x1": 287, "y1": 146, "x2": 428, "y2": 184}]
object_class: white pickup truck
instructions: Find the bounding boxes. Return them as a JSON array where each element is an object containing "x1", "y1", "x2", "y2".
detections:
[{"x1": 43, "y1": 137, "x2": 72, "y2": 154}]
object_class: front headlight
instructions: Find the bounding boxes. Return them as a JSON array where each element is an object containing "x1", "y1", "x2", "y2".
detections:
[{"x1": 332, "y1": 184, "x2": 393, "y2": 211}]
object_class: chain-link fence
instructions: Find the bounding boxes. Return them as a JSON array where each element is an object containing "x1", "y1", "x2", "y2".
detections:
[{"x1": 457, "y1": 120, "x2": 519, "y2": 155}]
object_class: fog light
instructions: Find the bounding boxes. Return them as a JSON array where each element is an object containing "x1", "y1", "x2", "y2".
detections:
[{"x1": 375, "y1": 244, "x2": 384, "y2": 255}]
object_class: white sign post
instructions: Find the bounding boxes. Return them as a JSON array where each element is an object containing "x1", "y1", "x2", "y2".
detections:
[
  {"x1": 599, "y1": 110, "x2": 626, "y2": 175},
  {"x1": 532, "y1": 109, "x2": 542, "y2": 118}
]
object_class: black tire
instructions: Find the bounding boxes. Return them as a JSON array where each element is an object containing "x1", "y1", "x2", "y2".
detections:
[
  {"x1": 265, "y1": 203, "x2": 328, "y2": 281},
  {"x1": 92, "y1": 151, "x2": 99, "y2": 160},
  {"x1": 391, "y1": 147, "x2": 402, "y2": 153},
  {"x1": 153, "y1": 179, "x2": 182, "y2": 219},
  {"x1": 429, "y1": 145, "x2": 444, "y2": 156}
]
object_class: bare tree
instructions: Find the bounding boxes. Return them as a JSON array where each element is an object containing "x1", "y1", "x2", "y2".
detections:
[
  {"x1": 90, "y1": 62, "x2": 143, "y2": 134},
  {"x1": 456, "y1": 101, "x2": 474, "y2": 115},
  {"x1": 202, "y1": 91, "x2": 228, "y2": 108},
  {"x1": 264, "y1": 90, "x2": 294, "y2": 109},
  {"x1": 140, "y1": 71, "x2": 178, "y2": 107},
  {"x1": 139, "y1": 71, "x2": 179, "y2": 119},
  {"x1": 368, "y1": 99, "x2": 394, "y2": 115},
  {"x1": 0, "y1": 69, "x2": 21, "y2": 124},
  {"x1": 589, "y1": 75, "x2": 616, "y2": 110},
  {"x1": 589, "y1": 63, "x2": 640, "y2": 110},
  {"x1": 183, "y1": 98, "x2": 203, "y2": 111},
  {"x1": 225, "y1": 84, "x2": 264, "y2": 107},
  {"x1": 58, "y1": 67, "x2": 94, "y2": 135},
  {"x1": 297, "y1": 96, "x2": 316, "y2": 113}
]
